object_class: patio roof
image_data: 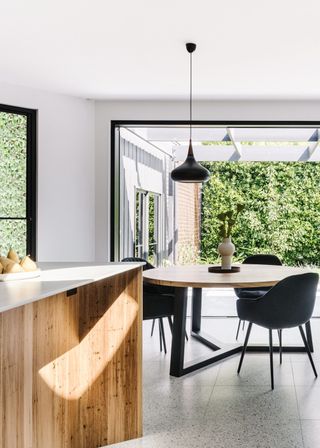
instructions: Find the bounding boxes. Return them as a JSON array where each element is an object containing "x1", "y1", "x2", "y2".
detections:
[{"x1": 125, "y1": 126, "x2": 320, "y2": 162}]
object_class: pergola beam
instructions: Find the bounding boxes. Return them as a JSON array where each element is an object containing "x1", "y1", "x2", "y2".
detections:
[
  {"x1": 173, "y1": 144, "x2": 320, "y2": 162},
  {"x1": 227, "y1": 128, "x2": 242, "y2": 160},
  {"x1": 307, "y1": 129, "x2": 320, "y2": 159}
]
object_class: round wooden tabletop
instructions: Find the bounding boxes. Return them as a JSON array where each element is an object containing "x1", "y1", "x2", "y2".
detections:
[{"x1": 143, "y1": 264, "x2": 312, "y2": 288}]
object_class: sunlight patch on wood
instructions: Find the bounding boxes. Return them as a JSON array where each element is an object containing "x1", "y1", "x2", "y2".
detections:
[{"x1": 39, "y1": 294, "x2": 138, "y2": 400}]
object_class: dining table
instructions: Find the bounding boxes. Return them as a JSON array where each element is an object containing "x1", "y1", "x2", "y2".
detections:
[{"x1": 143, "y1": 264, "x2": 314, "y2": 377}]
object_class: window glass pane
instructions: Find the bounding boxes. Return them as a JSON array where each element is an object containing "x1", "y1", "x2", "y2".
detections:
[
  {"x1": 135, "y1": 191, "x2": 143, "y2": 258},
  {"x1": 148, "y1": 194, "x2": 156, "y2": 264},
  {"x1": 0, "y1": 112, "x2": 27, "y2": 217},
  {"x1": 0, "y1": 219, "x2": 27, "y2": 257}
]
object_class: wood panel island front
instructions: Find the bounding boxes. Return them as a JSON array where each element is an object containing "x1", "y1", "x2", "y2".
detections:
[{"x1": 0, "y1": 262, "x2": 143, "y2": 448}]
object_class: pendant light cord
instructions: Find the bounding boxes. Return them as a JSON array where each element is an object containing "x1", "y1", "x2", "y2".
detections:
[
  {"x1": 189, "y1": 50, "x2": 193, "y2": 141},
  {"x1": 171, "y1": 42, "x2": 209, "y2": 182}
]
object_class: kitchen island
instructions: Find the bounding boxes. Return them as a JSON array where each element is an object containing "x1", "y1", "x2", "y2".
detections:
[{"x1": 0, "y1": 262, "x2": 143, "y2": 448}]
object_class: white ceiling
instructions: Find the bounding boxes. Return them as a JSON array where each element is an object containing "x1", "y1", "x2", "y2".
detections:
[{"x1": 1, "y1": 0, "x2": 320, "y2": 100}]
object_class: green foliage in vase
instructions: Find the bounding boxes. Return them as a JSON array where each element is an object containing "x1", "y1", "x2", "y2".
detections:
[
  {"x1": 200, "y1": 162, "x2": 320, "y2": 267},
  {"x1": 217, "y1": 204, "x2": 244, "y2": 238}
]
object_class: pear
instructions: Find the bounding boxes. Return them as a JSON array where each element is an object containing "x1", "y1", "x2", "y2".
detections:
[
  {"x1": 7, "y1": 248, "x2": 20, "y2": 263},
  {"x1": 20, "y1": 255, "x2": 38, "y2": 272},
  {"x1": 3, "y1": 260, "x2": 24, "y2": 274},
  {"x1": 0, "y1": 256, "x2": 13, "y2": 270}
]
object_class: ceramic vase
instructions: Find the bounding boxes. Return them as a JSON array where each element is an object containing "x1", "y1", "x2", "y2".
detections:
[{"x1": 218, "y1": 237, "x2": 235, "y2": 270}]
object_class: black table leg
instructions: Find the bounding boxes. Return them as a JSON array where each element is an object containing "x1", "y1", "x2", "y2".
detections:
[
  {"x1": 170, "y1": 287, "x2": 242, "y2": 377},
  {"x1": 192, "y1": 288, "x2": 202, "y2": 332},
  {"x1": 191, "y1": 288, "x2": 239, "y2": 352},
  {"x1": 170, "y1": 287, "x2": 188, "y2": 377}
]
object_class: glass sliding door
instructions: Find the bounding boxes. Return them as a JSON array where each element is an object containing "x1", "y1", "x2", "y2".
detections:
[
  {"x1": 135, "y1": 189, "x2": 161, "y2": 265},
  {"x1": 135, "y1": 190, "x2": 145, "y2": 259}
]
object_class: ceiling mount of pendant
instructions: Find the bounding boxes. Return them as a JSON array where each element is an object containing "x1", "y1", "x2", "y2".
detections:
[
  {"x1": 186, "y1": 42, "x2": 196, "y2": 53},
  {"x1": 170, "y1": 42, "x2": 210, "y2": 183}
]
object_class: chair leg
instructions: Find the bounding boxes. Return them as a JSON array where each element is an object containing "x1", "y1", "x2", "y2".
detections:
[
  {"x1": 236, "y1": 319, "x2": 241, "y2": 341},
  {"x1": 269, "y1": 329, "x2": 274, "y2": 390},
  {"x1": 168, "y1": 315, "x2": 188, "y2": 342},
  {"x1": 237, "y1": 322, "x2": 253, "y2": 374},
  {"x1": 242, "y1": 320, "x2": 245, "y2": 331},
  {"x1": 159, "y1": 318, "x2": 167, "y2": 354},
  {"x1": 159, "y1": 319, "x2": 162, "y2": 352},
  {"x1": 151, "y1": 319, "x2": 155, "y2": 336},
  {"x1": 305, "y1": 320, "x2": 314, "y2": 352},
  {"x1": 299, "y1": 325, "x2": 317, "y2": 378},
  {"x1": 278, "y1": 329, "x2": 282, "y2": 365}
]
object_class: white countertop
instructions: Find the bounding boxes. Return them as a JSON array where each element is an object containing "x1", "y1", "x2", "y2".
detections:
[{"x1": 0, "y1": 262, "x2": 143, "y2": 313}]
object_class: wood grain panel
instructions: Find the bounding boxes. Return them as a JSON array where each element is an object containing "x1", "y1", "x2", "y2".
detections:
[
  {"x1": 0, "y1": 304, "x2": 33, "y2": 448},
  {"x1": 0, "y1": 267, "x2": 142, "y2": 448}
]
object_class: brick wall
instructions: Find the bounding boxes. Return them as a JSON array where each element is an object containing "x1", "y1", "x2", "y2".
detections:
[{"x1": 176, "y1": 183, "x2": 201, "y2": 264}]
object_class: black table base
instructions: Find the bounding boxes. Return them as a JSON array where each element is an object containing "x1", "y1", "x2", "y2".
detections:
[{"x1": 169, "y1": 287, "x2": 314, "y2": 377}]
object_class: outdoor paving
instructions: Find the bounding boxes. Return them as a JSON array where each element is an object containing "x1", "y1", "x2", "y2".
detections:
[{"x1": 196, "y1": 287, "x2": 320, "y2": 317}]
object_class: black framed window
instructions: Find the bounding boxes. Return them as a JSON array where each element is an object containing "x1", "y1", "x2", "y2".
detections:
[
  {"x1": 111, "y1": 120, "x2": 320, "y2": 262},
  {"x1": 135, "y1": 189, "x2": 161, "y2": 265},
  {"x1": 0, "y1": 104, "x2": 36, "y2": 258}
]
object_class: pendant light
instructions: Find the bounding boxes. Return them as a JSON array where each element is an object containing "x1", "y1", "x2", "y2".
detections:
[{"x1": 171, "y1": 43, "x2": 210, "y2": 183}]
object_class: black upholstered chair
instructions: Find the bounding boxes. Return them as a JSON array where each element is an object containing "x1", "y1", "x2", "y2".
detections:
[
  {"x1": 235, "y1": 254, "x2": 282, "y2": 340},
  {"x1": 237, "y1": 272, "x2": 319, "y2": 389},
  {"x1": 121, "y1": 257, "x2": 187, "y2": 354}
]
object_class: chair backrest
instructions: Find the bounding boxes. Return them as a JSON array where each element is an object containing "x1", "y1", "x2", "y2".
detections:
[
  {"x1": 121, "y1": 257, "x2": 174, "y2": 319},
  {"x1": 234, "y1": 254, "x2": 282, "y2": 298},
  {"x1": 246, "y1": 272, "x2": 319, "y2": 329},
  {"x1": 121, "y1": 257, "x2": 154, "y2": 271},
  {"x1": 242, "y1": 254, "x2": 282, "y2": 266}
]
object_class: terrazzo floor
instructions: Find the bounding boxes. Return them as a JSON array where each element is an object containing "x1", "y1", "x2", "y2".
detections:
[{"x1": 108, "y1": 314, "x2": 320, "y2": 448}]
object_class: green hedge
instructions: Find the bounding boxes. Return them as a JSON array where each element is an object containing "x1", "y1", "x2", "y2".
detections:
[
  {"x1": 200, "y1": 162, "x2": 320, "y2": 267},
  {"x1": 0, "y1": 112, "x2": 27, "y2": 256}
]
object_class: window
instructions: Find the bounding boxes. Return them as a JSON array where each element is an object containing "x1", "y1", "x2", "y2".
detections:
[
  {"x1": 148, "y1": 193, "x2": 160, "y2": 264},
  {"x1": 0, "y1": 104, "x2": 36, "y2": 258},
  {"x1": 135, "y1": 190, "x2": 160, "y2": 265},
  {"x1": 135, "y1": 190, "x2": 145, "y2": 259},
  {"x1": 112, "y1": 120, "x2": 320, "y2": 264}
]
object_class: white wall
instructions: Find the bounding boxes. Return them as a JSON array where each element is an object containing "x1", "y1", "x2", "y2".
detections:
[
  {"x1": 95, "y1": 99, "x2": 320, "y2": 260},
  {"x1": 118, "y1": 129, "x2": 173, "y2": 263},
  {"x1": 0, "y1": 83, "x2": 95, "y2": 262}
]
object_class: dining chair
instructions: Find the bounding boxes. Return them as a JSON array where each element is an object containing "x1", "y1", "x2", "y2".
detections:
[
  {"x1": 237, "y1": 272, "x2": 319, "y2": 389},
  {"x1": 121, "y1": 257, "x2": 187, "y2": 354},
  {"x1": 234, "y1": 254, "x2": 282, "y2": 340}
]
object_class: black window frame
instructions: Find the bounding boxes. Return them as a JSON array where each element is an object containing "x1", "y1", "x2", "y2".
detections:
[
  {"x1": 0, "y1": 103, "x2": 37, "y2": 259},
  {"x1": 110, "y1": 119, "x2": 320, "y2": 261}
]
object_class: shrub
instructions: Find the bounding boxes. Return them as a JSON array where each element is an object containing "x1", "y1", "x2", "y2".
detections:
[{"x1": 200, "y1": 162, "x2": 320, "y2": 267}]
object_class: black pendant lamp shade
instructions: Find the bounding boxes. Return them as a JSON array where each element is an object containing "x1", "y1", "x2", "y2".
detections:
[
  {"x1": 171, "y1": 43, "x2": 210, "y2": 183},
  {"x1": 171, "y1": 139, "x2": 210, "y2": 183}
]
